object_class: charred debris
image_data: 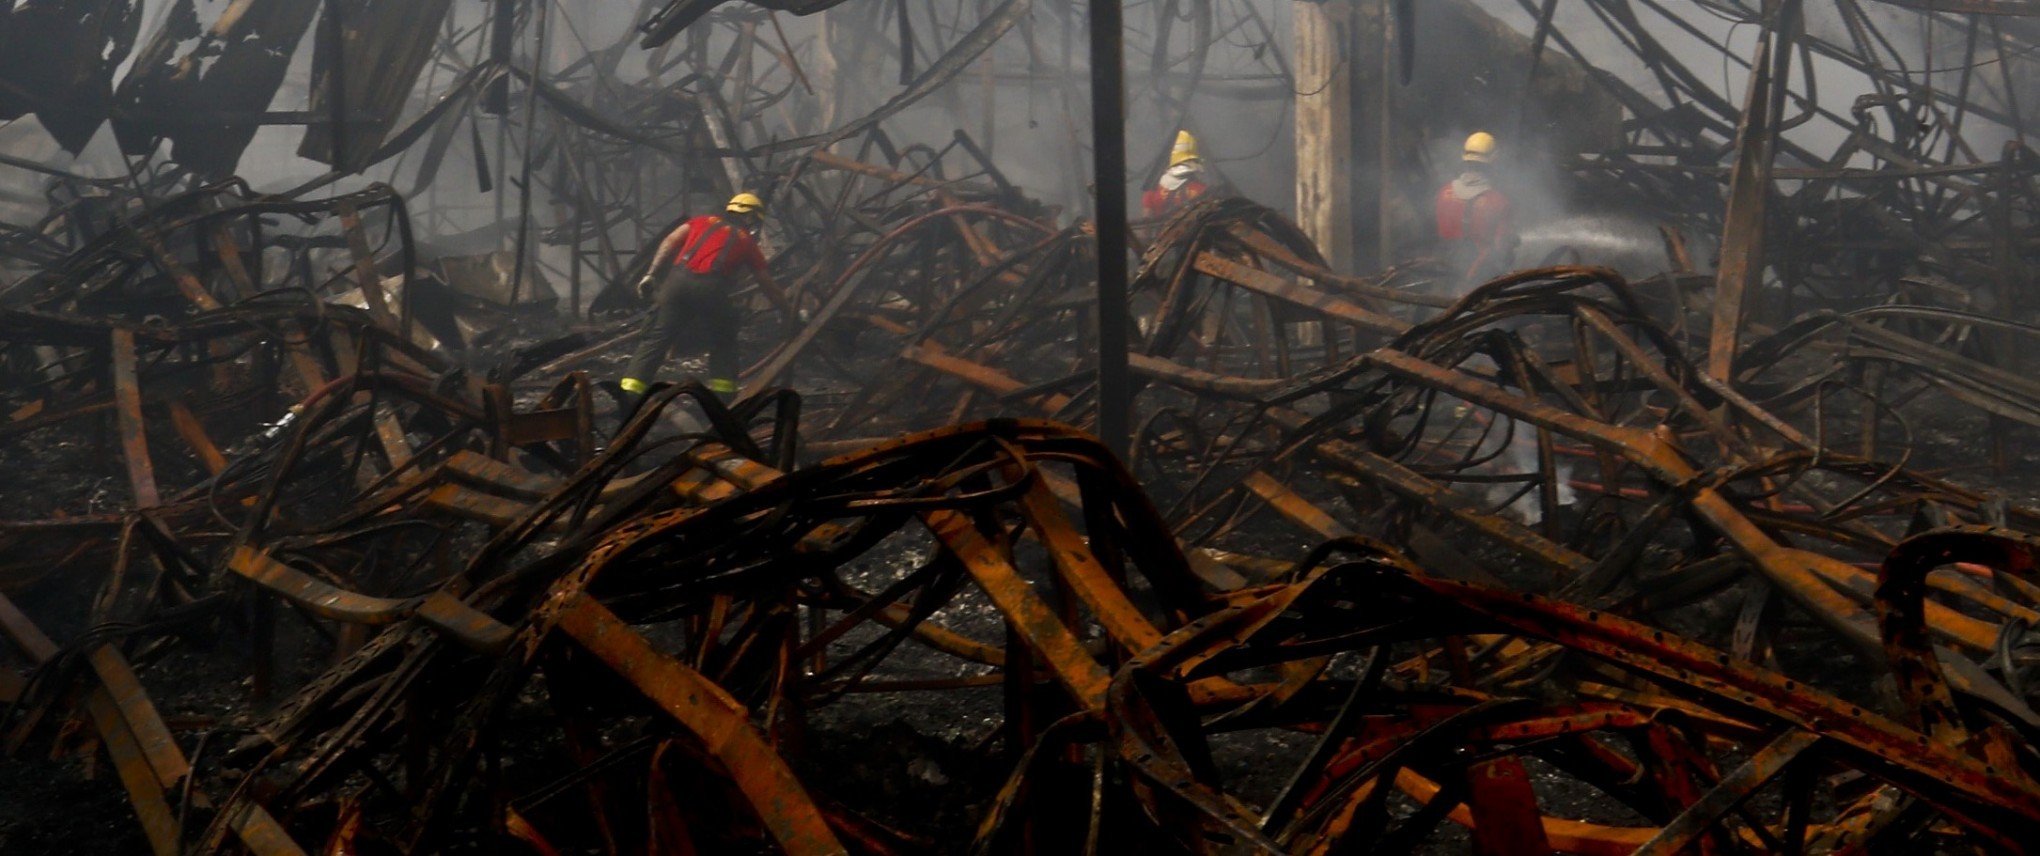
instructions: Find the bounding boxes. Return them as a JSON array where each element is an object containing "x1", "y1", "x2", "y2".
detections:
[{"x1": 2, "y1": 0, "x2": 2039, "y2": 853}]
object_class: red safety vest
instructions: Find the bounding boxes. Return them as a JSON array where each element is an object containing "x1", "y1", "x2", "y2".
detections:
[
  {"x1": 669, "y1": 215, "x2": 766, "y2": 277},
  {"x1": 1435, "y1": 183, "x2": 1511, "y2": 248},
  {"x1": 1142, "y1": 180, "x2": 1209, "y2": 218}
]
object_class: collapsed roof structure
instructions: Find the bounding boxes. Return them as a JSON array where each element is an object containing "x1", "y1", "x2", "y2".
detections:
[{"x1": 1, "y1": 0, "x2": 2038, "y2": 853}]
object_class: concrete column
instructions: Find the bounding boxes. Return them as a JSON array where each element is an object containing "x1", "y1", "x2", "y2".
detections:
[{"x1": 1294, "y1": 1, "x2": 1356, "y2": 271}]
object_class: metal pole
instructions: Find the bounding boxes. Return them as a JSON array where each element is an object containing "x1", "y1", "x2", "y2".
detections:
[
  {"x1": 321, "y1": 0, "x2": 346, "y2": 171},
  {"x1": 510, "y1": 0, "x2": 545, "y2": 308},
  {"x1": 1088, "y1": 0, "x2": 1131, "y2": 456},
  {"x1": 1378, "y1": 0, "x2": 1394, "y2": 266}
]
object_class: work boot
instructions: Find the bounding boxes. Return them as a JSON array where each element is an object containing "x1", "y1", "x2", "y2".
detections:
[{"x1": 607, "y1": 378, "x2": 652, "y2": 436}]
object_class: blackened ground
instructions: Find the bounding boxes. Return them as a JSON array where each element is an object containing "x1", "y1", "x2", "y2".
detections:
[
  {"x1": 0, "y1": 757, "x2": 148, "y2": 853},
  {"x1": 6, "y1": 312, "x2": 2040, "y2": 851}
]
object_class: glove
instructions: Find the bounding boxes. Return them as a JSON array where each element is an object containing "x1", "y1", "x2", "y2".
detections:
[{"x1": 635, "y1": 275, "x2": 657, "y2": 300}]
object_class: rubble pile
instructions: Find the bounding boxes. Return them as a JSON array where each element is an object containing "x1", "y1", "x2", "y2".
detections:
[{"x1": 2, "y1": 0, "x2": 2038, "y2": 854}]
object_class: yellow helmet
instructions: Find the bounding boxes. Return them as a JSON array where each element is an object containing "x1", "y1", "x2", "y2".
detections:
[
  {"x1": 1168, "y1": 130, "x2": 1201, "y2": 168},
  {"x1": 726, "y1": 192, "x2": 764, "y2": 214},
  {"x1": 1463, "y1": 132, "x2": 1498, "y2": 163}
]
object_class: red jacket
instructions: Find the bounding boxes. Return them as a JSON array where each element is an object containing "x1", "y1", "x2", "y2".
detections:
[
  {"x1": 1142, "y1": 180, "x2": 1208, "y2": 218},
  {"x1": 1435, "y1": 183, "x2": 1511, "y2": 245},
  {"x1": 1435, "y1": 180, "x2": 1513, "y2": 279},
  {"x1": 668, "y1": 215, "x2": 766, "y2": 276}
]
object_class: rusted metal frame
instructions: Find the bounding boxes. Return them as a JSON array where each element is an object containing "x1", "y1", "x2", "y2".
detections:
[
  {"x1": 552, "y1": 610, "x2": 811, "y2": 852},
  {"x1": 1798, "y1": 784, "x2": 1908, "y2": 850},
  {"x1": 1227, "y1": 225, "x2": 1453, "y2": 309},
  {"x1": 227, "y1": 546, "x2": 512, "y2": 652},
  {"x1": 1566, "y1": 0, "x2": 1704, "y2": 120},
  {"x1": 795, "y1": 554, "x2": 983, "y2": 697},
  {"x1": 935, "y1": 193, "x2": 1018, "y2": 274},
  {"x1": 1190, "y1": 251, "x2": 1409, "y2": 335},
  {"x1": 819, "y1": 361, "x2": 944, "y2": 438},
  {"x1": 1288, "y1": 695, "x2": 1626, "y2": 852},
  {"x1": 1737, "y1": 308, "x2": 2040, "y2": 430},
  {"x1": 1259, "y1": 647, "x2": 1389, "y2": 839},
  {"x1": 360, "y1": 400, "x2": 415, "y2": 479},
  {"x1": 807, "y1": 148, "x2": 1001, "y2": 196},
  {"x1": 1134, "y1": 236, "x2": 1213, "y2": 364},
  {"x1": 92, "y1": 519, "x2": 144, "y2": 627},
  {"x1": 1009, "y1": 475, "x2": 1166, "y2": 654},
  {"x1": 1391, "y1": 766, "x2": 1655, "y2": 856},
  {"x1": 1589, "y1": 0, "x2": 1751, "y2": 123},
  {"x1": 1444, "y1": 348, "x2": 2007, "y2": 660},
  {"x1": 869, "y1": 227, "x2": 1060, "y2": 354},
  {"x1": 1874, "y1": 0, "x2": 2040, "y2": 13},
  {"x1": 1145, "y1": 427, "x2": 1296, "y2": 548},
  {"x1": 1255, "y1": 303, "x2": 1305, "y2": 389},
  {"x1": 1495, "y1": 348, "x2": 1570, "y2": 539},
  {"x1": 1273, "y1": 412, "x2": 1593, "y2": 579},
  {"x1": 1571, "y1": 305, "x2": 1755, "y2": 458},
  {"x1": 862, "y1": 599, "x2": 1007, "y2": 666},
  {"x1": 748, "y1": 205, "x2": 1056, "y2": 389},
  {"x1": 1464, "y1": 752, "x2": 1557, "y2": 856},
  {"x1": 208, "y1": 219, "x2": 261, "y2": 301},
  {"x1": 1824, "y1": 0, "x2": 1976, "y2": 206},
  {"x1": 1239, "y1": 470, "x2": 1351, "y2": 540},
  {"x1": 1876, "y1": 528, "x2": 2040, "y2": 772},
  {"x1": 485, "y1": 422, "x2": 1107, "y2": 720},
  {"x1": 1298, "y1": 696, "x2": 1669, "y2": 848},
  {"x1": 554, "y1": 145, "x2": 627, "y2": 283},
  {"x1": 138, "y1": 230, "x2": 226, "y2": 312},
  {"x1": 538, "y1": 707, "x2": 630, "y2": 854},
  {"x1": 1127, "y1": 350, "x2": 1293, "y2": 401},
  {"x1": 1630, "y1": 0, "x2": 1945, "y2": 169},
  {"x1": 1706, "y1": 0, "x2": 1800, "y2": 381},
  {"x1": 1563, "y1": 315, "x2": 1637, "y2": 515},
  {"x1": 0, "y1": 593, "x2": 304, "y2": 855},
  {"x1": 1284, "y1": 708, "x2": 1494, "y2": 851},
  {"x1": 901, "y1": 340, "x2": 1072, "y2": 411},
  {"x1": 1288, "y1": 778, "x2": 1385, "y2": 855},
  {"x1": 109, "y1": 328, "x2": 163, "y2": 510},
  {"x1": 0, "y1": 593, "x2": 181, "y2": 783},
  {"x1": 1104, "y1": 576, "x2": 1344, "y2": 850},
  {"x1": 1034, "y1": 443, "x2": 1211, "y2": 617},
  {"x1": 1822, "y1": 0, "x2": 1938, "y2": 120},
  {"x1": 886, "y1": 338, "x2": 1338, "y2": 582},
  {"x1": 335, "y1": 200, "x2": 395, "y2": 326},
  {"x1": 970, "y1": 710, "x2": 1099, "y2": 854},
  {"x1": 165, "y1": 399, "x2": 229, "y2": 476},
  {"x1": 1655, "y1": 2, "x2": 1933, "y2": 194},
  {"x1": 248, "y1": 637, "x2": 462, "y2": 845},
  {"x1": 1629, "y1": 729, "x2": 1822, "y2": 854},
  {"x1": 1842, "y1": 309, "x2": 2040, "y2": 402},
  {"x1": 1838, "y1": 340, "x2": 2040, "y2": 429},
  {"x1": 922, "y1": 507, "x2": 1113, "y2": 708},
  {"x1": 63, "y1": 687, "x2": 185, "y2": 856},
  {"x1": 921, "y1": 249, "x2": 1086, "y2": 376},
  {"x1": 1368, "y1": 348, "x2": 1898, "y2": 650},
  {"x1": 1421, "y1": 574, "x2": 2040, "y2": 839}
]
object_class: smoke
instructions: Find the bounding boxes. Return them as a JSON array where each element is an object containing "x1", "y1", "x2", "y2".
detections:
[{"x1": 5, "y1": 0, "x2": 2027, "y2": 292}]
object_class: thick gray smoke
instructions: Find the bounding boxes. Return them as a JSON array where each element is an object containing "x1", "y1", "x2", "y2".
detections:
[{"x1": 4, "y1": 0, "x2": 2027, "y2": 292}]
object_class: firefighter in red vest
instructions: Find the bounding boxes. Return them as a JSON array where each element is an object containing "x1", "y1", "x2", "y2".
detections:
[
  {"x1": 622, "y1": 192, "x2": 777, "y2": 401},
  {"x1": 1434, "y1": 131, "x2": 1517, "y2": 286},
  {"x1": 1142, "y1": 130, "x2": 1210, "y2": 218}
]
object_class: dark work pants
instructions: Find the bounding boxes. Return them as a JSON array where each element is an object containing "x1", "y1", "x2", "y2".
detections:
[{"x1": 624, "y1": 271, "x2": 739, "y2": 392}]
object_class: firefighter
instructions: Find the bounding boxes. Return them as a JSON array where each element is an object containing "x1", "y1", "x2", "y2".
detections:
[
  {"x1": 1142, "y1": 130, "x2": 1210, "y2": 218},
  {"x1": 1434, "y1": 131, "x2": 1518, "y2": 286},
  {"x1": 620, "y1": 192, "x2": 778, "y2": 403}
]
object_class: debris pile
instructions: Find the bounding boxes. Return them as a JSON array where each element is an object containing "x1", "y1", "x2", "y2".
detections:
[
  {"x1": 3, "y1": 0, "x2": 2040, "y2": 853},
  {"x1": 3, "y1": 182, "x2": 2038, "y2": 852}
]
